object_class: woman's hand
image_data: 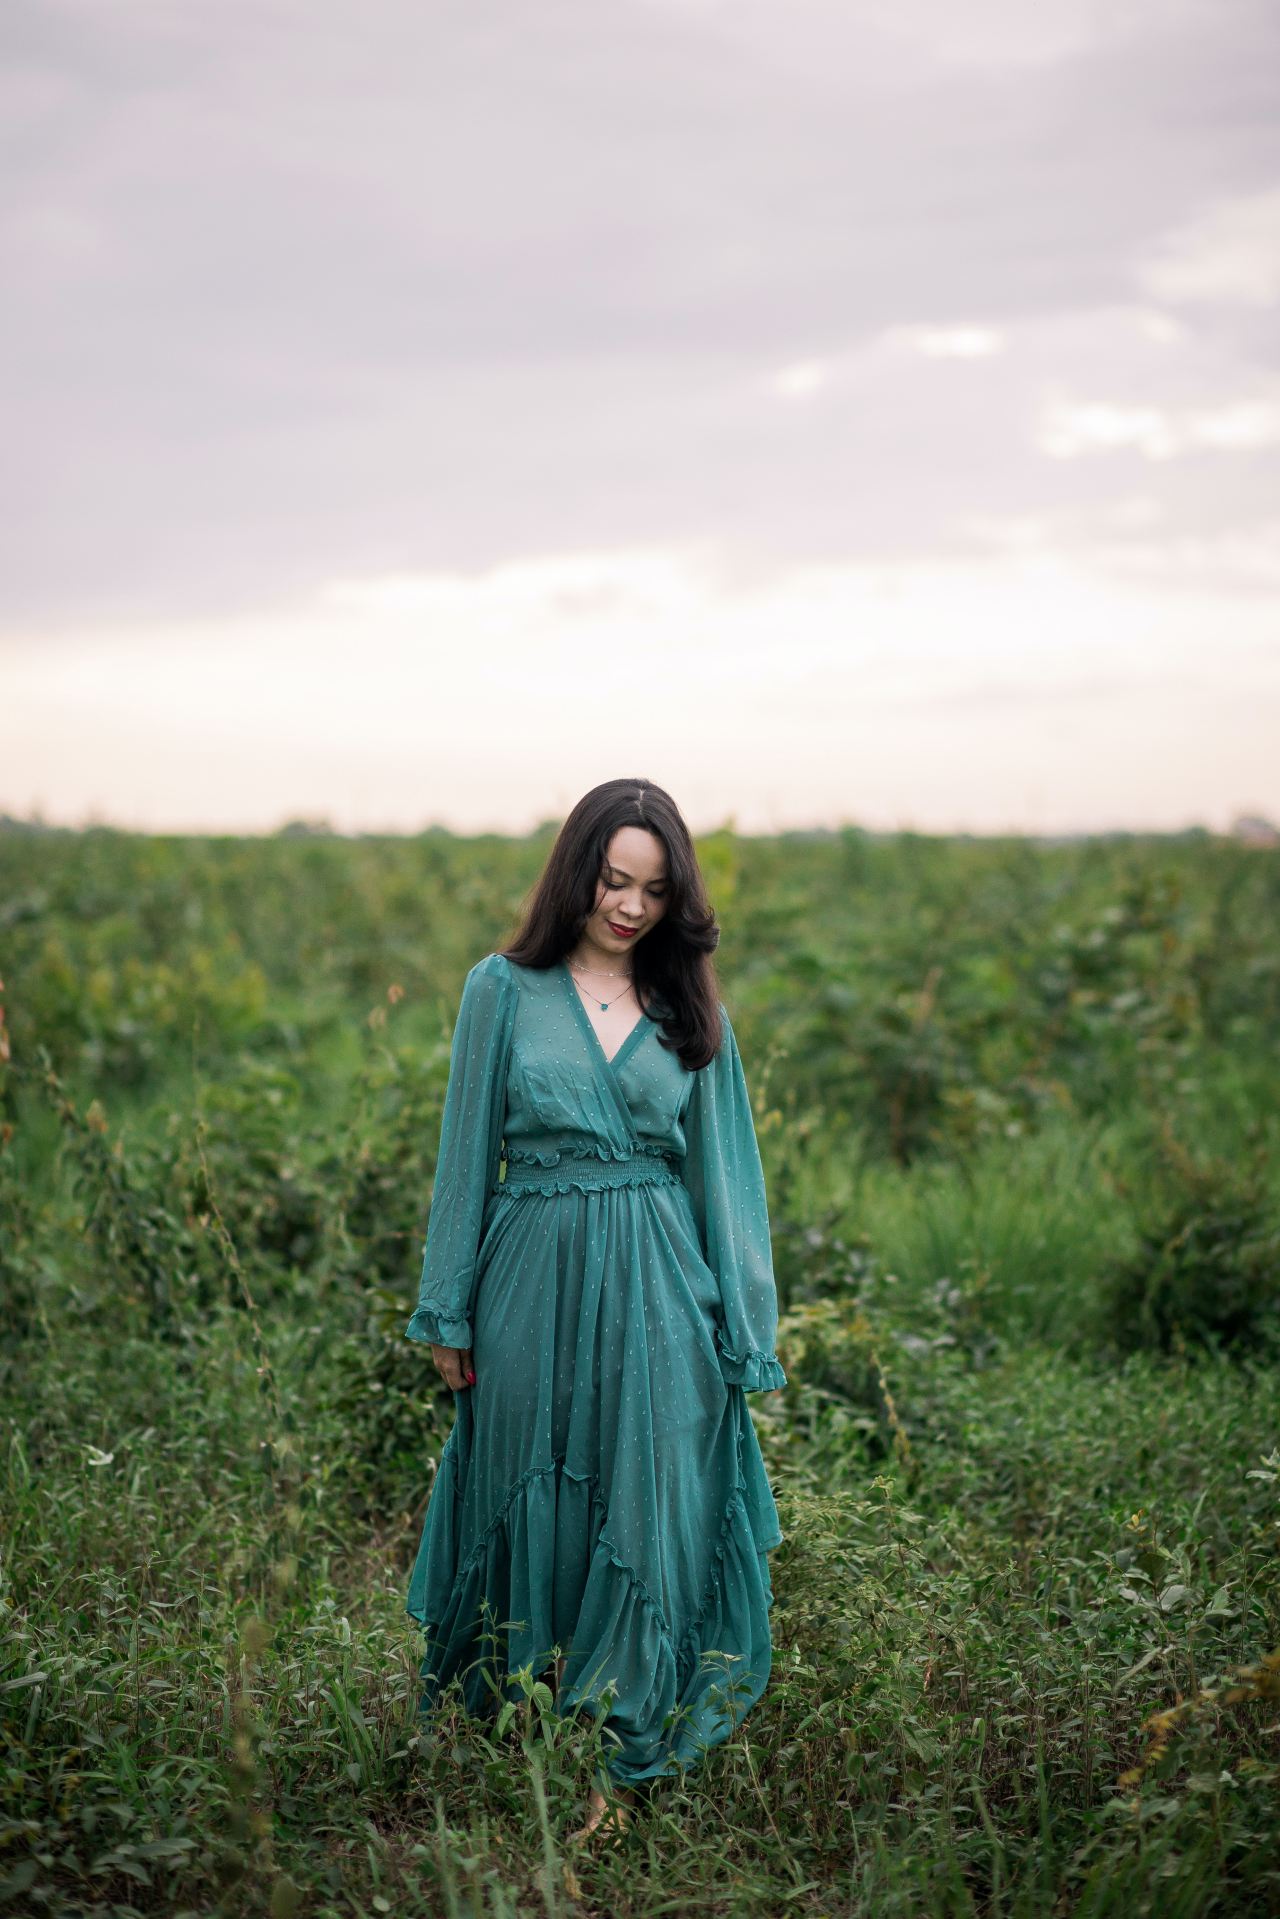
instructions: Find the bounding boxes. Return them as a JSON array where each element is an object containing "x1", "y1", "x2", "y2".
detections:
[{"x1": 429, "y1": 1344, "x2": 477, "y2": 1391}]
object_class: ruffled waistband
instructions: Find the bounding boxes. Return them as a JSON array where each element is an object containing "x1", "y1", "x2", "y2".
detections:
[{"x1": 494, "y1": 1152, "x2": 682, "y2": 1200}]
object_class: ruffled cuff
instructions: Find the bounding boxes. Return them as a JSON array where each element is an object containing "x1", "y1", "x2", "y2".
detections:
[
  {"x1": 405, "y1": 1303, "x2": 472, "y2": 1349},
  {"x1": 717, "y1": 1340, "x2": 788, "y2": 1393}
]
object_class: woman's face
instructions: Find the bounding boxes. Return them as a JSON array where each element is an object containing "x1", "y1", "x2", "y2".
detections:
[{"x1": 584, "y1": 827, "x2": 669, "y2": 958}]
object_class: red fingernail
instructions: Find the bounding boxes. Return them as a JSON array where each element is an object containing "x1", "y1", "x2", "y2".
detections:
[{"x1": 467, "y1": 1369, "x2": 476, "y2": 1384}]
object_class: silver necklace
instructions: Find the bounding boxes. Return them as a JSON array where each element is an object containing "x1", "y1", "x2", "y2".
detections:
[{"x1": 569, "y1": 960, "x2": 635, "y2": 1012}]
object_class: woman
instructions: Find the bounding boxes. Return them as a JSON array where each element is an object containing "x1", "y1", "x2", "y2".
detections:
[{"x1": 405, "y1": 777, "x2": 786, "y2": 1842}]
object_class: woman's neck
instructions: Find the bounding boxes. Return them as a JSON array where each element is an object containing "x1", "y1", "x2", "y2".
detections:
[{"x1": 567, "y1": 936, "x2": 632, "y2": 977}]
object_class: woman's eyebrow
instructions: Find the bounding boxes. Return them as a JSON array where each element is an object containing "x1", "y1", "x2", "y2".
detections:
[{"x1": 606, "y1": 865, "x2": 667, "y2": 883}]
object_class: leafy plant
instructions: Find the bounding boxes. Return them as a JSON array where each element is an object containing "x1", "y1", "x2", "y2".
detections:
[{"x1": 1101, "y1": 1128, "x2": 1280, "y2": 1358}]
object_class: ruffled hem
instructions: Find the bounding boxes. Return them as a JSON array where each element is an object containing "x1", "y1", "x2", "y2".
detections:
[
  {"x1": 408, "y1": 1435, "x2": 780, "y2": 1783},
  {"x1": 406, "y1": 1304, "x2": 471, "y2": 1348},
  {"x1": 717, "y1": 1345, "x2": 788, "y2": 1393}
]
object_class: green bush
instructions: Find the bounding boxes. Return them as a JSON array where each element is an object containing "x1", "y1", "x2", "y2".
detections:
[{"x1": 1102, "y1": 1138, "x2": 1280, "y2": 1358}]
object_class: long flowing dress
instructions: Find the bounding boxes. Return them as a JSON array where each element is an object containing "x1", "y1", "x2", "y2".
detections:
[{"x1": 404, "y1": 951, "x2": 787, "y2": 1787}]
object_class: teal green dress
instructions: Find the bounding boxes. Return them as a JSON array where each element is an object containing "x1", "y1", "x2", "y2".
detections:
[{"x1": 404, "y1": 952, "x2": 787, "y2": 1786}]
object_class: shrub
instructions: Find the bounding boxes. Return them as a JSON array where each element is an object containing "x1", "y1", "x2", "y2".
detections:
[{"x1": 1101, "y1": 1134, "x2": 1280, "y2": 1359}]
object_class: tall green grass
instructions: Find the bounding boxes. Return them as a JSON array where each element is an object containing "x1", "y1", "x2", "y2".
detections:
[{"x1": 2, "y1": 825, "x2": 1277, "y2": 1915}]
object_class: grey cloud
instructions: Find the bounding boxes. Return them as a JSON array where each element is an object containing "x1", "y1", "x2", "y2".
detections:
[{"x1": 3, "y1": 0, "x2": 1280, "y2": 625}]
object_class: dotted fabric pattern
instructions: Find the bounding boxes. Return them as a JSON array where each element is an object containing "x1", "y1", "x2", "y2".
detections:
[{"x1": 404, "y1": 952, "x2": 787, "y2": 1786}]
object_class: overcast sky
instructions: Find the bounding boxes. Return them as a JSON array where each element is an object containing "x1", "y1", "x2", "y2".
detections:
[{"x1": 3, "y1": 0, "x2": 1278, "y2": 833}]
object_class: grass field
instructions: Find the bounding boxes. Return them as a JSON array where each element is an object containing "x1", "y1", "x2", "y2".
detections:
[{"x1": 2, "y1": 823, "x2": 1278, "y2": 1917}]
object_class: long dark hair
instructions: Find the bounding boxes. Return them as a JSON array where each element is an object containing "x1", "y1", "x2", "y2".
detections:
[{"x1": 501, "y1": 778, "x2": 723, "y2": 1071}]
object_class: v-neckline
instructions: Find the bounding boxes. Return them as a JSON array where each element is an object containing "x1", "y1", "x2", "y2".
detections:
[{"x1": 560, "y1": 960, "x2": 653, "y2": 1074}]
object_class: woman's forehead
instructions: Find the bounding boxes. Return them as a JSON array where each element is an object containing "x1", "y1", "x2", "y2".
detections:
[{"x1": 604, "y1": 826, "x2": 667, "y2": 878}]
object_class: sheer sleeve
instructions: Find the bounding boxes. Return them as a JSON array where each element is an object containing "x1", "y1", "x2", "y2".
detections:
[
  {"x1": 681, "y1": 1006, "x2": 788, "y2": 1393},
  {"x1": 405, "y1": 952, "x2": 516, "y2": 1351}
]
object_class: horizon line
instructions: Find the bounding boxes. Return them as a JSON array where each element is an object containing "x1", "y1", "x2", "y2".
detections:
[{"x1": 2, "y1": 810, "x2": 1276, "y2": 846}]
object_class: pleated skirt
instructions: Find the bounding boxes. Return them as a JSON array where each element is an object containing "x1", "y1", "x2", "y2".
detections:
[{"x1": 406, "y1": 1165, "x2": 783, "y2": 1784}]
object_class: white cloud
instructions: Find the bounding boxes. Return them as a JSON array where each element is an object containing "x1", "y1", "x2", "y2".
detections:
[
  {"x1": 1038, "y1": 402, "x2": 1182, "y2": 459},
  {"x1": 770, "y1": 359, "x2": 830, "y2": 400},
  {"x1": 1138, "y1": 186, "x2": 1280, "y2": 309},
  {"x1": 1038, "y1": 395, "x2": 1280, "y2": 460},
  {"x1": 767, "y1": 325, "x2": 1004, "y2": 404},
  {"x1": 893, "y1": 324, "x2": 1007, "y2": 359},
  {"x1": 1190, "y1": 403, "x2": 1280, "y2": 450}
]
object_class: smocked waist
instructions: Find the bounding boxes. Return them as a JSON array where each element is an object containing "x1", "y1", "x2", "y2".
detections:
[{"x1": 494, "y1": 1150, "x2": 681, "y2": 1199}]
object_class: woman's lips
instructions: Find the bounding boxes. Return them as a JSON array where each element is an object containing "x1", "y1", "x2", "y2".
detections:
[{"x1": 607, "y1": 921, "x2": 638, "y2": 937}]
